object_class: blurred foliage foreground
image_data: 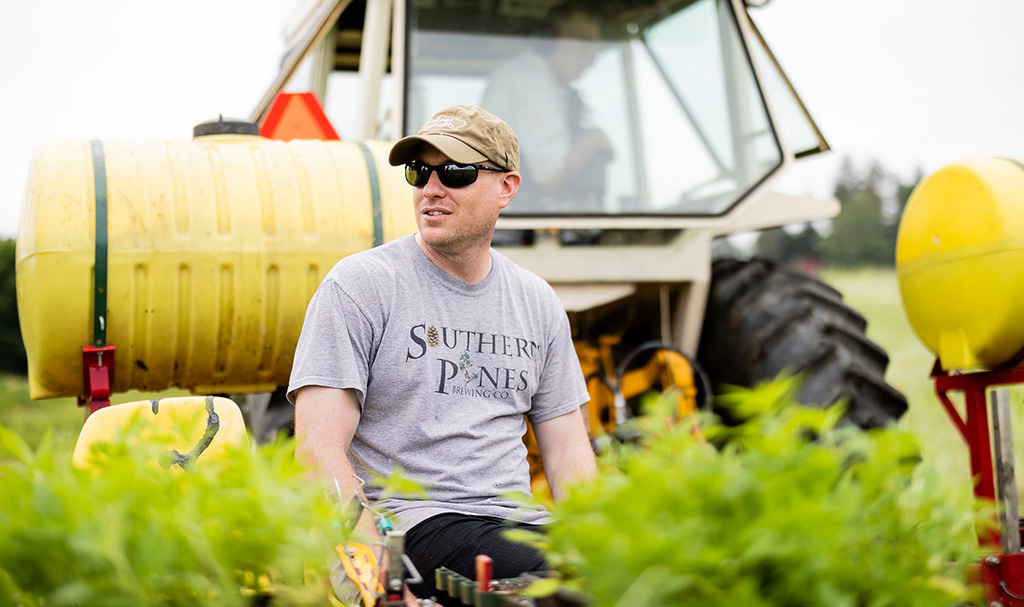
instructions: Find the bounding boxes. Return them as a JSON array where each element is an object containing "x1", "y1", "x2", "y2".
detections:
[
  {"x1": 530, "y1": 379, "x2": 986, "y2": 607},
  {"x1": 0, "y1": 424, "x2": 348, "y2": 607},
  {"x1": 0, "y1": 379, "x2": 989, "y2": 607}
]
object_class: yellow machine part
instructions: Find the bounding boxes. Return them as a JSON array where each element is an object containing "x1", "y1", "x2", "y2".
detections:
[
  {"x1": 896, "y1": 157, "x2": 1024, "y2": 371},
  {"x1": 575, "y1": 337, "x2": 700, "y2": 431},
  {"x1": 526, "y1": 339, "x2": 700, "y2": 497},
  {"x1": 335, "y1": 542, "x2": 384, "y2": 607},
  {"x1": 72, "y1": 396, "x2": 248, "y2": 469},
  {"x1": 17, "y1": 136, "x2": 415, "y2": 400}
]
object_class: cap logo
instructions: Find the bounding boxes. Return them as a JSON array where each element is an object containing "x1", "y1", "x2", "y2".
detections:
[{"x1": 422, "y1": 114, "x2": 467, "y2": 132}]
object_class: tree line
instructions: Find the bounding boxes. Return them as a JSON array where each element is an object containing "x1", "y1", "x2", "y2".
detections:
[
  {"x1": 0, "y1": 239, "x2": 25, "y2": 375},
  {"x1": 755, "y1": 158, "x2": 923, "y2": 269}
]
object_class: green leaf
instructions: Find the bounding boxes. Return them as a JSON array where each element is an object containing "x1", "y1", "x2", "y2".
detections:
[
  {"x1": 612, "y1": 565, "x2": 686, "y2": 607},
  {"x1": 0, "y1": 423, "x2": 34, "y2": 464},
  {"x1": 370, "y1": 466, "x2": 427, "y2": 500},
  {"x1": 522, "y1": 577, "x2": 560, "y2": 597},
  {"x1": 502, "y1": 528, "x2": 548, "y2": 551}
]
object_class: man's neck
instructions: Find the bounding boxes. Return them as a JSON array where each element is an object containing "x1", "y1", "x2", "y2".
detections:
[{"x1": 415, "y1": 234, "x2": 493, "y2": 284}]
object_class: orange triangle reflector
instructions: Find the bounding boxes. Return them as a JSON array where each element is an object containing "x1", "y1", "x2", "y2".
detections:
[{"x1": 259, "y1": 92, "x2": 340, "y2": 141}]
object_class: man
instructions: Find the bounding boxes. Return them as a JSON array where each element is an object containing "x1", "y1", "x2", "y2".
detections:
[
  {"x1": 481, "y1": 2, "x2": 611, "y2": 212},
  {"x1": 288, "y1": 105, "x2": 596, "y2": 599}
]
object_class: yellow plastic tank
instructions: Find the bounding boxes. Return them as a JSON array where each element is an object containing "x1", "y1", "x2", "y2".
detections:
[
  {"x1": 17, "y1": 134, "x2": 415, "y2": 400},
  {"x1": 896, "y1": 157, "x2": 1024, "y2": 371}
]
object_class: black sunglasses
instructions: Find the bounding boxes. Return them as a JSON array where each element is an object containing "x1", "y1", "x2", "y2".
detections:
[{"x1": 405, "y1": 161, "x2": 509, "y2": 188}]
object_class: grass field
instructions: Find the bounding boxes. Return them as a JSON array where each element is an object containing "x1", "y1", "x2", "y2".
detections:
[
  {"x1": 0, "y1": 376, "x2": 84, "y2": 452},
  {"x1": 0, "y1": 267, "x2": 1004, "y2": 500},
  {"x1": 0, "y1": 378, "x2": 187, "y2": 455},
  {"x1": 823, "y1": 267, "x2": 1011, "y2": 500}
]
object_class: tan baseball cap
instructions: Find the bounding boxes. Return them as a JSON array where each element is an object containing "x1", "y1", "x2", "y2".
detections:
[{"x1": 389, "y1": 105, "x2": 519, "y2": 172}]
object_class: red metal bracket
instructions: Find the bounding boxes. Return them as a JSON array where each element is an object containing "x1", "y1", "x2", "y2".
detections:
[
  {"x1": 79, "y1": 345, "x2": 116, "y2": 416},
  {"x1": 932, "y1": 361, "x2": 1024, "y2": 508},
  {"x1": 932, "y1": 359, "x2": 1024, "y2": 601},
  {"x1": 982, "y1": 553, "x2": 1024, "y2": 607}
]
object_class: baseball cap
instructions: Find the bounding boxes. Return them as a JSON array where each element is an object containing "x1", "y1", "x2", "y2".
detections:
[{"x1": 388, "y1": 105, "x2": 520, "y2": 172}]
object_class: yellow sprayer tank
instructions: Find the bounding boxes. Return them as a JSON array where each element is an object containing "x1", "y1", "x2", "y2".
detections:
[
  {"x1": 896, "y1": 157, "x2": 1024, "y2": 371},
  {"x1": 17, "y1": 132, "x2": 415, "y2": 400}
]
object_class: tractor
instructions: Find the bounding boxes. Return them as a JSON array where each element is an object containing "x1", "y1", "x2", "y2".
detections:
[
  {"x1": 244, "y1": 0, "x2": 907, "y2": 435},
  {"x1": 16, "y1": 0, "x2": 904, "y2": 464}
]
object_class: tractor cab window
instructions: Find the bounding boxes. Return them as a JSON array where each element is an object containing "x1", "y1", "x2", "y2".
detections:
[{"x1": 406, "y1": 0, "x2": 783, "y2": 216}]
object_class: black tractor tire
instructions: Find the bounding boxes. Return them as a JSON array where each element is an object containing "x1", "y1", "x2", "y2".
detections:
[{"x1": 697, "y1": 258, "x2": 907, "y2": 429}]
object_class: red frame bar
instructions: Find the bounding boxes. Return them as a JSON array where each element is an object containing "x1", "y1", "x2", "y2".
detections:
[
  {"x1": 932, "y1": 362, "x2": 1024, "y2": 506},
  {"x1": 932, "y1": 360, "x2": 1024, "y2": 601}
]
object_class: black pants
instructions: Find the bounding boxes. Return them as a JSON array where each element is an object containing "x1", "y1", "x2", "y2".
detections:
[{"x1": 403, "y1": 513, "x2": 548, "y2": 599}]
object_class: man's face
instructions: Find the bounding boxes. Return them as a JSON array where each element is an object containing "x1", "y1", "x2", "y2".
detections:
[
  {"x1": 413, "y1": 147, "x2": 517, "y2": 255},
  {"x1": 550, "y1": 11, "x2": 602, "y2": 82}
]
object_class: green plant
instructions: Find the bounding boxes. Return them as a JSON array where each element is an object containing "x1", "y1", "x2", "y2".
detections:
[
  {"x1": 0, "y1": 422, "x2": 350, "y2": 607},
  {"x1": 527, "y1": 380, "x2": 985, "y2": 607},
  {"x1": 0, "y1": 376, "x2": 82, "y2": 455}
]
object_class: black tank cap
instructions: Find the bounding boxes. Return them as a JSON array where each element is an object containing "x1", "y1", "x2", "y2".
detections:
[{"x1": 193, "y1": 115, "x2": 260, "y2": 138}]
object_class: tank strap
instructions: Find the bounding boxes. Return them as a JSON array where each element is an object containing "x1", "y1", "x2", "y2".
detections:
[
  {"x1": 89, "y1": 140, "x2": 108, "y2": 347},
  {"x1": 999, "y1": 157, "x2": 1024, "y2": 174},
  {"x1": 356, "y1": 142, "x2": 384, "y2": 247}
]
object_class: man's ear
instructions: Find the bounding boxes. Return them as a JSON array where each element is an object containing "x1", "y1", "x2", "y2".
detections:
[{"x1": 498, "y1": 171, "x2": 522, "y2": 209}]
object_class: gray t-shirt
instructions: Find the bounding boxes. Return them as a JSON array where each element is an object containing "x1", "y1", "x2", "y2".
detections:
[{"x1": 288, "y1": 235, "x2": 589, "y2": 530}]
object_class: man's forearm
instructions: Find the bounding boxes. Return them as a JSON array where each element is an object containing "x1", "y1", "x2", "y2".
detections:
[
  {"x1": 297, "y1": 441, "x2": 381, "y2": 541},
  {"x1": 534, "y1": 408, "x2": 597, "y2": 501},
  {"x1": 544, "y1": 440, "x2": 597, "y2": 501},
  {"x1": 298, "y1": 437, "x2": 360, "y2": 501},
  {"x1": 294, "y1": 386, "x2": 383, "y2": 546}
]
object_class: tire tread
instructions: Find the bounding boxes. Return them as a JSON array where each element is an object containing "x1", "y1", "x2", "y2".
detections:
[{"x1": 698, "y1": 258, "x2": 907, "y2": 428}]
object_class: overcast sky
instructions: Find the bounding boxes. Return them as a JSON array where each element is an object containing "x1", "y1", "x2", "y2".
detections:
[
  {"x1": 753, "y1": 0, "x2": 1024, "y2": 196},
  {"x1": 1, "y1": 0, "x2": 1022, "y2": 238}
]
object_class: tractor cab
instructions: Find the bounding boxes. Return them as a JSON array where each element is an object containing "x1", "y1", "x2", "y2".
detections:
[{"x1": 255, "y1": 0, "x2": 828, "y2": 228}]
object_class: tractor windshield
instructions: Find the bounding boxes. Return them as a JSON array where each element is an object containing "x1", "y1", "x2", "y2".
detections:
[{"x1": 407, "y1": 0, "x2": 783, "y2": 216}]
